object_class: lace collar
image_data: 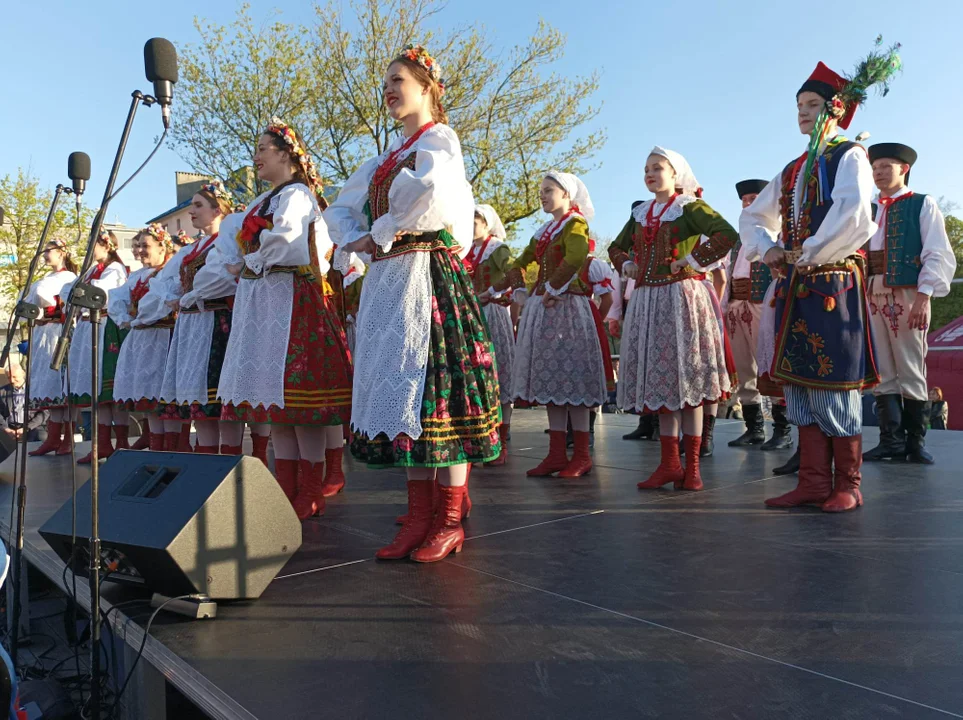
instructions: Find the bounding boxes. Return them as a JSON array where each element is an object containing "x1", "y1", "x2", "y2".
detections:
[
  {"x1": 632, "y1": 194, "x2": 698, "y2": 226},
  {"x1": 467, "y1": 237, "x2": 505, "y2": 265},
  {"x1": 533, "y1": 211, "x2": 585, "y2": 244}
]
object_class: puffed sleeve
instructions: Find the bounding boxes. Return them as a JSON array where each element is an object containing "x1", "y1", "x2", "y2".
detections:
[
  {"x1": 739, "y1": 171, "x2": 783, "y2": 263},
  {"x1": 31, "y1": 271, "x2": 76, "y2": 308},
  {"x1": 90, "y1": 262, "x2": 128, "y2": 293},
  {"x1": 368, "y1": 126, "x2": 475, "y2": 258},
  {"x1": 130, "y1": 267, "x2": 174, "y2": 327},
  {"x1": 324, "y1": 156, "x2": 380, "y2": 250},
  {"x1": 242, "y1": 185, "x2": 315, "y2": 276},
  {"x1": 587, "y1": 258, "x2": 616, "y2": 295},
  {"x1": 107, "y1": 270, "x2": 139, "y2": 326},
  {"x1": 917, "y1": 195, "x2": 957, "y2": 298},
  {"x1": 798, "y1": 147, "x2": 877, "y2": 266},
  {"x1": 181, "y1": 215, "x2": 243, "y2": 309}
]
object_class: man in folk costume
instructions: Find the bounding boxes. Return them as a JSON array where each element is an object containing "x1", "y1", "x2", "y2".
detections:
[
  {"x1": 862, "y1": 143, "x2": 956, "y2": 464},
  {"x1": 741, "y1": 39, "x2": 902, "y2": 512},
  {"x1": 726, "y1": 179, "x2": 793, "y2": 451}
]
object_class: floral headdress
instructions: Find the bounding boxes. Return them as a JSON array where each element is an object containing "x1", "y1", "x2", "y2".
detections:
[
  {"x1": 142, "y1": 223, "x2": 176, "y2": 256},
  {"x1": 45, "y1": 238, "x2": 68, "y2": 251},
  {"x1": 264, "y1": 118, "x2": 324, "y2": 200},
  {"x1": 399, "y1": 44, "x2": 445, "y2": 94},
  {"x1": 199, "y1": 180, "x2": 235, "y2": 209},
  {"x1": 174, "y1": 229, "x2": 196, "y2": 247},
  {"x1": 97, "y1": 230, "x2": 118, "y2": 252}
]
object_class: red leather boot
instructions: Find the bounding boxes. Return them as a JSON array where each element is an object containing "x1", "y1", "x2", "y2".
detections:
[
  {"x1": 293, "y1": 459, "x2": 326, "y2": 519},
  {"x1": 462, "y1": 463, "x2": 473, "y2": 519},
  {"x1": 638, "y1": 435, "x2": 685, "y2": 489},
  {"x1": 273, "y1": 458, "x2": 299, "y2": 505},
  {"x1": 220, "y1": 444, "x2": 243, "y2": 456},
  {"x1": 177, "y1": 424, "x2": 193, "y2": 452},
  {"x1": 765, "y1": 425, "x2": 833, "y2": 507},
  {"x1": 55, "y1": 422, "x2": 75, "y2": 456},
  {"x1": 320, "y1": 447, "x2": 345, "y2": 497},
  {"x1": 527, "y1": 430, "x2": 569, "y2": 477},
  {"x1": 410, "y1": 485, "x2": 466, "y2": 563},
  {"x1": 163, "y1": 431, "x2": 179, "y2": 452},
  {"x1": 396, "y1": 480, "x2": 437, "y2": 525},
  {"x1": 194, "y1": 444, "x2": 219, "y2": 454},
  {"x1": 682, "y1": 434, "x2": 704, "y2": 491},
  {"x1": 114, "y1": 424, "x2": 130, "y2": 450},
  {"x1": 485, "y1": 423, "x2": 509, "y2": 467},
  {"x1": 822, "y1": 435, "x2": 863, "y2": 513},
  {"x1": 28, "y1": 420, "x2": 63, "y2": 456},
  {"x1": 77, "y1": 425, "x2": 115, "y2": 464},
  {"x1": 131, "y1": 429, "x2": 151, "y2": 450},
  {"x1": 559, "y1": 430, "x2": 593, "y2": 478},
  {"x1": 377, "y1": 480, "x2": 435, "y2": 560},
  {"x1": 251, "y1": 433, "x2": 269, "y2": 466},
  {"x1": 148, "y1": 432, "x2": 164, "y2": 451}
]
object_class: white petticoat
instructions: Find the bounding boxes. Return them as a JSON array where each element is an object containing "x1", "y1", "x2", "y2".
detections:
[
  {"x1": 618, "y1": 279, "x2": 731, "y2": 412},
  {"x1": 218, "y1": 274, "x2": 293, "y2": 409},
  {"x1": 66, "y1": 318, "x2": 106, "y2": 399},
  {"x1": 112, "y1": 327, "x2": 172, "y2": 403},
  {"x1": 161, "y1": 311, "x2": 216, "y2": 406},
  {"x1": 350, "y1": 252, "x2": 432, "y2": 440},
  {"x1": 29, "y1": 323, "x2": 67, "y2": 404},
  {"x1": 484, "y1": 303, "x2": 515, "y2": 405},
  {"x1": 512, "y1": 295, "x2": 606, "y2": 407}
]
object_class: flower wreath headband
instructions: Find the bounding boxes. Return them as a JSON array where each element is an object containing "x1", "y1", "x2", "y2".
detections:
[
  {"x1": 264, "y1": 118, "x2": 324, "y2": 199},
  {"x1": 199, "y1": 180, "x2": 235, "y2": 209},
  {"x1": 400, "y1": 44, "x2": 445, "y2": 95},
  {"x1": 97, "y1": 230, "x2": 118, "y2": 252},
  {"x1": 142, "y1": 222, "x2": 176, "y2": 255}
]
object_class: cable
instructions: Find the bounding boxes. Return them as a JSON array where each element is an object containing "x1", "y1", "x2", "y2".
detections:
[
  {"x1": 105, "y1": 129, "x2": 168, "y2": 203},
  {"x1": 108, "y1": 594, "x2": 191, "y2": 717}
]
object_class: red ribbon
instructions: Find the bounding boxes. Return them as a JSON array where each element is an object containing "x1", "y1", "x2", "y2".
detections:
[
  {"x1": 878, "y1": 190, "x2": 913, "y2": 208},
  {"x1": 181, "y1": 232, "x2": 219, "y2": 266},
  {"x1": 372, "y1": 122, "x2": 436, "y2": 187},
  {"x1": 535, "y1": 209, "x2": 577, "y2": 262},
  {"x1": 464, "y1": 236, "x2": 492, "y2": 274}
]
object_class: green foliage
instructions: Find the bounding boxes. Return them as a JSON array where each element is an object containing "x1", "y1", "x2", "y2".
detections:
[
  {"x1": 931, "y1": 282, "x2": 963, "y2": 333},
  {"x1": 945, "y1": 214, "x2": 963, "y2": 278}
]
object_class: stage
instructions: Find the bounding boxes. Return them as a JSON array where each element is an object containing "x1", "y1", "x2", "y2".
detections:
[{"x1": 2, "y1": 411, "x2": 962, "y2": 719}]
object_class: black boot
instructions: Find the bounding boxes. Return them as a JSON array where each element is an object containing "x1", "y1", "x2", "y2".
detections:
[
  {"x1": 700, "y1": 414, "x2": 716, "y2": 457},
  {"x1": 772, "y1": 448, "x2": 800, "y2": 475},
  {"x1": 728, "y1": 403, "x2": 766, "y2": 447},
  {"x1": 589, "y1": 409, "x2": 596, "y2": 449},
  {"x1": 623, "y1": 414, "x2": 654, "y2": 440},
  {"x1": 902, "y1": 398, "x2": 934, "y2": 464},
  {"x1": 863, "y1": 394, "x2": 905, "y2": 461},
  {"x1": 761, "y1": 403, "x2": 793, "y2": 450}
]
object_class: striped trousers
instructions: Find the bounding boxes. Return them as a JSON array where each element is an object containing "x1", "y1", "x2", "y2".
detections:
[{"x1": 784, "y1": 384, "x2": 862, "y2": 437}]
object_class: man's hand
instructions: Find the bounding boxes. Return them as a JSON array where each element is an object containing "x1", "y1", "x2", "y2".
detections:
[
  {"x1": 623, "y1": 262, "x2": 639, "y2": 280},
  {"x1": 908, "y1": 292, "x2": 931, "y2": 331},
  {"x1": 763, "y1": 247, "x2": 787, "y2": 275},
  {"x1": 344, "y1": 234, "x2": 376, "y2": 257},
  {"x1": 226, "y1": 262, "x2": 244, "y2": 277}
]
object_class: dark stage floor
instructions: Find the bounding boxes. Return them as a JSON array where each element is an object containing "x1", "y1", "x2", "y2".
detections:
[{"x1": 3, "y1": 412, "x2": 963, "y2": 719}]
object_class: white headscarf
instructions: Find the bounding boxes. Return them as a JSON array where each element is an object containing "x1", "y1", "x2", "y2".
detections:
[
  {"x1": 649, "y1": 146, "x2": 701, "y2": 197},
  {"x1": 474, "y1": 204, "x2": 507, "y2": 240},
  {"x1": 544, "y1": 171, "x2": 595, "y2": 221}
]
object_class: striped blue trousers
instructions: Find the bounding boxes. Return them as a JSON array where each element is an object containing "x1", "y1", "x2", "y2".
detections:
[{"x1": 783, "y1": 385, "x2": 862, "y2": 437}]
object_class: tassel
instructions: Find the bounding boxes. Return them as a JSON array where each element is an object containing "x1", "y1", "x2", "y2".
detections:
[
  {"x1": 824, "y1": 296, "x2": 836, "y2": 312},
  {"x1": 796, "y1": 285, "x2": 810, "y2": 298}
]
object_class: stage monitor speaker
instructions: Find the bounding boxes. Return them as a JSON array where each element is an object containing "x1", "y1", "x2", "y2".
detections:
[{"x1": 39, "y1": 451, "x2": 301, "y2": 600}]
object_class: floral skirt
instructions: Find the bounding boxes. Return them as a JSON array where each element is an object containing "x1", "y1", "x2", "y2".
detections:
[
  {"x1": 351, "y1": 248, "x2": 502, "y2": 468},
  {"x1": 68, "y1": 317, "x2": 128, "y2": 407},
  {"x1": 160, "y1": 308, "x2": 231, "y2": 421},
  {"x1": 221, "y1": 275, "x2": 352, "y2": 426}
]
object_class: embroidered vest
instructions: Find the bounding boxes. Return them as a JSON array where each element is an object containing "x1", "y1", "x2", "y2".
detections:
[
  {"x1": 179, "y1": 242, "x2": 214, "y2": 295},
  {"x1": 729, "y1": 240, "x2": 773, "y2": 303},
  {"x1": 532, "y1": 219, "x2": 591, "y2": 296},
  {"x1": 869, "y1": 193, "x2": 926, "y2": 288}
]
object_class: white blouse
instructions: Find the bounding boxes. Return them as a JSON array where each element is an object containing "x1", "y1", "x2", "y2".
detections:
[
  {"x1": 107, "y1": 267, "x2": 154, "y2": 327},
  {"x1": 179, "y1": 213, "x2": 243, "y2": 310},
  {"x1": 26, "y1": 269, "x2": 77, "y2": 309},
  {"x1": 242, "y1": 184, "x2": 333, "y2": 276}
]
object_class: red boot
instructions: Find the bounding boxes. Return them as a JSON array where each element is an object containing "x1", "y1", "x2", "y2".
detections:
[
  {"x1": 320, "y1": 447, "x2": 346, "y2": 497},
  {"x1": 28, "y1": 420, "x2": 63, "y2": 456},
  {"x1": 377, "y1": 480, "x2": 435, "y2": 560},
  {"x1": 682, "y1": 434, "x2": 704, "y2": 490},
  {"x1": 559, "y1": 430, "x2": 593, "y2": 478},
  {"x1": 251, "y1": 433, "x2": 269, "y2": 466},
  {"x1": 293, "y1": 459, "x2": 326, "y2": 520},
  {"x1": 822, "y1": 435, "x2": 863, "y2": 513},
  {"x1": 55, "y1": 422, "x2": 75, "y2": 456},
  {"x1": 765, "y1": 425, "x2": 833, "y2": 507},
  {"x1": 163, "y1": 431, "x2": 179, "y2": 452},
  {"x1": 77, "y1": 425, "x2": 115, "y2": 465},
  {"x1": 396, "y1": 480, "x2": 436, "y2": 525},
  {"x1": 178, "y1": 424, "x2": 192, "y2": 452},
  {"x1": 114, "y1": 425, "x2": 130, "y2": 450},
  {"x1": 148, "y1": 432, "x2": 164, "y2": 451},
  {"x1": 462, "y1": 463, "x2": 473, "y2": 519},
  {"x1": 131, "y1": 429, "x2": 151, "y2": 450},
  {"x1": 410, "y1": 485, "x2": 466, "y2": 563},
  {"x1": 194, "y1": 445, "x2": 219, "y2": 455},
  {"x1": 220, "y1": 444, "x2": 242, "y2": 456},
  {"x1": 486, "y1": 424, "x2": 510, "y2": 467},
  {"x1": 527, "y1": 430, "x2": 569, "y2": 477},
  {"x1": 273, "y1": 458, "x2": 299, "y2": 505},
  {"x1": 638, "y1": 436, "x2": 685, "y2": 489}
]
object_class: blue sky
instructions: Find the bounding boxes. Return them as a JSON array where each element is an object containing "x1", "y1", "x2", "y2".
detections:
[{"x1": 3, "y1": 0, "x2": 961, "y2": 242}]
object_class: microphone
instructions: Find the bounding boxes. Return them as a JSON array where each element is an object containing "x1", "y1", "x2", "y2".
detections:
[
  {"x1": 144, "y1": 38, "x2": 178, "y2": 129},
  {"x1": 67, "y1": 152, "x2": 91, "y2": 198}
]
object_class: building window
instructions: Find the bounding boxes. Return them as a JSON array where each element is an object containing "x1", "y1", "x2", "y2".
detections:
[{"x1": 176, "y1": 219, "x2": 182, "y2": 231}]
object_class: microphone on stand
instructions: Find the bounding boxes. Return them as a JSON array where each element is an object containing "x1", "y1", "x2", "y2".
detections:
[
  {"x1": 144, "y1": 38, "x2": 178, "y2": 129},
  {"x1": 67, "y1": 152, "x2": 91, "y2": 199}
]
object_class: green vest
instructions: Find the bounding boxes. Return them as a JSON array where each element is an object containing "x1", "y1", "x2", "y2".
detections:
[{"x1": 871, "y1": 192, "x2": 926, "y2": 288}]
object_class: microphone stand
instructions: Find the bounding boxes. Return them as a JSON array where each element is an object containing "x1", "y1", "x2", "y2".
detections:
[
  {"x1": 50, "y1": 89, "x2": 155, "y2": 720},
  {"x1": 2, "y1": 183, "x2": 72, "y2": 668}
]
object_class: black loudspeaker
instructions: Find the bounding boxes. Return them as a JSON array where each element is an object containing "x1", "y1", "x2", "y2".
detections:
[{"x1": 39, "y1": 451, "x2": 302, "y2": 600}]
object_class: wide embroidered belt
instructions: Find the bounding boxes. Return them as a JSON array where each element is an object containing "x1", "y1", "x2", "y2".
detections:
[
  {"x1": 482, "y1": 295, "x2": 513, "y2": 307},
  {"x1": 867, "y1": 250, "x2": 886, "y2": 276},
  {"x1": 532, "y1": 283, "x2": 590, "y2": 297},
  {"x1": 35, "y1": 318, "x2": 65, "y2": 327},
  {"x1": 372, "y1": 231, "x2": 449, "y2": 261},
  {"x1": 730, "y1": 278, "x2": 753, "y2": 301},
  {"x1": 180, "y1": 297, "x2": 232, "y2": 314},
  {"x1": 132, "y1": 317, "x2": 176, "y2": 330},
  {"x1": 635, "y1": 271, "x2": 707, "y2": 287}
]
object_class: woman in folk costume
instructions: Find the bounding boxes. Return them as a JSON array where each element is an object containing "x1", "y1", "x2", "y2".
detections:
[
  {"x1": 150, "y1": 181, "x2": 243, "y2": 455},
  {"x1": 110, "y1": 225, "x2": 177, "y2": 448},
  {"x1": 609, "y1": 148, "x2": 739, "y2": 491},
  {"x1": 325, "y1": 45, "x2": 500, "y2": 563},
  {"x1": 217, "y1": 119, "x2": 352, "y2": 520},
  {"x1": 488, "y1": 172, "x2": 607, "y2": 478},
  {"x1": 66, "y1": 231, "x2": 130, "y2": 463},
  {"x1": 25, "y1": 240, "x2": 79, "y2": 456},
  {"x1": 467, "y1": 203, "x2": 515, "y2": 466}
]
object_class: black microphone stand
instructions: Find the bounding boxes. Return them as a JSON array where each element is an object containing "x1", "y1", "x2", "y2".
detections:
[
  {"x1": 50, "y1": 89, "x2": 156, "y2": 720},
  {"x1": 1, "y1": 183, "x2": 72, "y2": 666}
]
